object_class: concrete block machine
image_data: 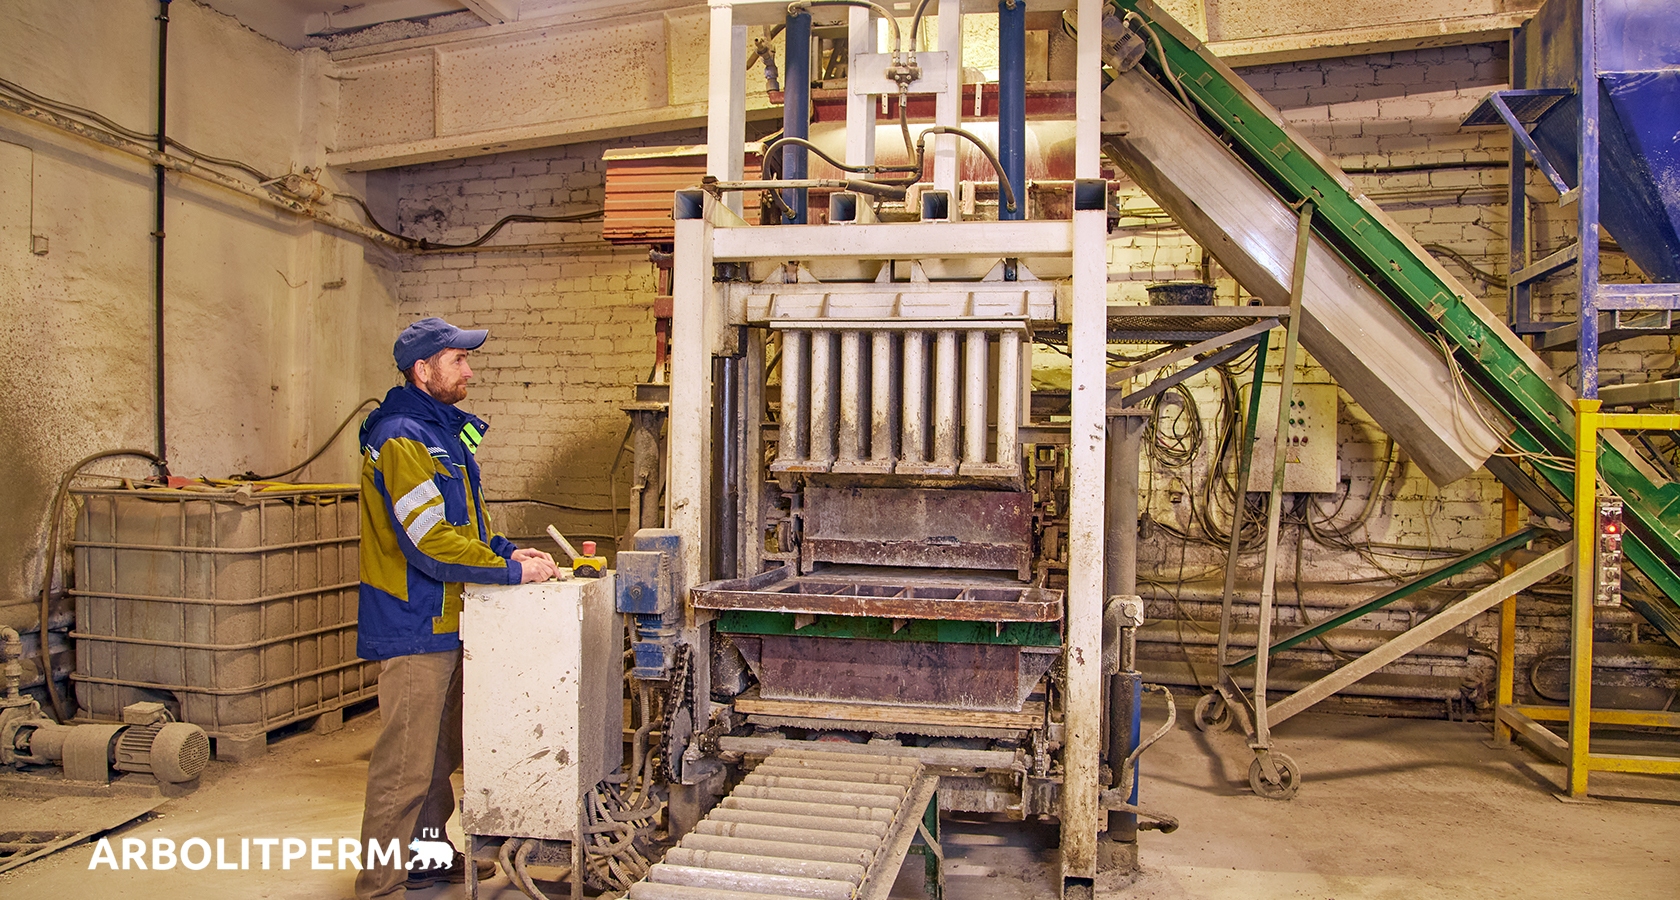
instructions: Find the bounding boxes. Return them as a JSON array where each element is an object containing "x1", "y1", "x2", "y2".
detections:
[
  {"x1": 466, "y1": 1, "x2": 1680, "y2": 896},
  {"x1": 644, "y1": 2, "x2": 1138, "y2": 895}
]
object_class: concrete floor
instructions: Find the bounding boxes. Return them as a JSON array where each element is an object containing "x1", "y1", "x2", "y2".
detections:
[{"x1": 2, "y1": 697, "x2": 1676, "y2": 899}]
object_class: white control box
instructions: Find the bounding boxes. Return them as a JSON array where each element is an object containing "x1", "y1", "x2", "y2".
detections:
[
  {"x1": 461, "y1": 576, "x2": 621, "y2": 841},
  {"x1": 1239, "y1": 381, "x2": 1339, "y2": 494}
]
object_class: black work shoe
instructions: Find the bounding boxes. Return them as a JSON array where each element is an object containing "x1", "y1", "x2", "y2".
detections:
[{"x1": 405, "y1": 852, "x2": 497, "y2": 888}]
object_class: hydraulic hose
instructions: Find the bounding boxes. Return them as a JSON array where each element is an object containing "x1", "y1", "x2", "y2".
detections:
[
  {"x1": 236, "y1": 397, "x2": 378, "y2": 482},
  {"x1": 498, "y1": 837, "x2": 520, "y2": 887},
  {"x1": 512, "y1": 839, "x2": 556, "y2": 900},
  {"x1": 917, "y1": 126, "x2": 1018, "y2": 213},
  {"x1": 1100, "y1": 683, "x2": 1180, "y2": 833},
  {"x1": 38, "y1": 449, "x2": 165, "y2": 722},
  {"x1": 1123, "y1": 11, "x2": 1192, "y2": 110},
  {"x1": 788, "y1": 1, "x2": 903, "y2": 59}
]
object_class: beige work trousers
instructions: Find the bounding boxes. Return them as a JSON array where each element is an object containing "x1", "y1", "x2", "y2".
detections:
[{"x1": 354, "y1": 647, "x2": 464, "y2": 899}]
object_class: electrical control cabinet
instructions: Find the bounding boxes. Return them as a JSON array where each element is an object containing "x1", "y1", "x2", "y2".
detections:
[
  {"x1": 1240, "y1": 381, "x2": 1339, "y2": 493},
  {"x1": 460, "y1": 577, "x2": 621, "y2": 841}
]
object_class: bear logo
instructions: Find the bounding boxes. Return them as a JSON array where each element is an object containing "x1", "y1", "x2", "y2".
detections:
[{"x1": 407, "y1": 838, "x2": 453, "y2": 870}]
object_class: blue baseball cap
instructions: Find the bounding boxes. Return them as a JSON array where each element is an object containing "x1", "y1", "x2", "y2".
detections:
[{"x1": 394, "y1": 317, "x2": 488, "y2": 370}]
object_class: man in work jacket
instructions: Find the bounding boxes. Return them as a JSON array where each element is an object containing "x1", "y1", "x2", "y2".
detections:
[{"x1": 355, "y1": 317, "x2": 559, "y2": 899}]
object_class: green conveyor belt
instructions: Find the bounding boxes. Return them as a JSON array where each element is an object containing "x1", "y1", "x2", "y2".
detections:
[{"x1": 1112, "y1": 0, "x2": 1680, "y2": 644}]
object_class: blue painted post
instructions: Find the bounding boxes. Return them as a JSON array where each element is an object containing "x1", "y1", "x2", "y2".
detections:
[
  {"x1": 783, "y1": 10, "x2": 812, "y2": 224},
  {"x1": 1577, "y1": 0, "x2": 1601, "y2": 399},
  {"x1": 1122, "y1": 670, "x2": 1141, "y2": 838},
  {"x1": 997, "y1": 1, "x2": 1026, "y2": 223}
]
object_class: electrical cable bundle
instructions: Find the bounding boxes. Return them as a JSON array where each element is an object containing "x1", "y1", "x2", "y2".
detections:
[{"x1": 581, "y1": 779, "x2": 661, "y2": 891}]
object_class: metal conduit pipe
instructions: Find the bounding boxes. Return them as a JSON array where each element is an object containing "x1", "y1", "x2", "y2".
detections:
[
  {"x1": 963, "y1": 331, "x2": 990, "y2": 464},
  {"x1": 498, "y1": 839, "x2": 521, "y2": 894},
  {"x1": 932, "y1": 330, "x2": 959, "y2": 466},
  {"x1": 1099, "y1": 685, "x2": 1180, "y2": 834},
  {"x1": 782, "y1": 9, "x2": 813, "y2": 224},
  {"x1": 153, "y1": 0, "x2": 172, "y2": 473},
  {"x1": 0, "y1": 96, "x2": 411, "y2": 251}
]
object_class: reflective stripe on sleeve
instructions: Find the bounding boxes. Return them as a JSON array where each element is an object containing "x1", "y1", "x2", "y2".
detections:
[
  {"x1": 405, "y1": 506, "x2": 446, "y2": 547},
  {"x1": 394, "y1": 479, "x2": 442, "y2": 523}
]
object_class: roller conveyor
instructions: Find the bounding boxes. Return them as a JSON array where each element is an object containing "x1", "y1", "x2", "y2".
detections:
[{"x1": 627, "y1": 747, "x2": 938, "y2": 900}]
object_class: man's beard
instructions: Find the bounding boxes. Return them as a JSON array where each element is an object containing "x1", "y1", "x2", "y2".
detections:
[{"x1": 429, "y1": 381, "x2": 468, "y2": 405}]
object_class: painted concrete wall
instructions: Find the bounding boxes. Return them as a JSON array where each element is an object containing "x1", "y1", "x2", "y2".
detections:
[{"x1": 0, "y1": 2, "x2": 401, "y2": 646}]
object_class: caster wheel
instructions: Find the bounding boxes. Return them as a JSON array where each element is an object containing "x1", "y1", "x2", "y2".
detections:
[
  {"x1": 1248, "y1": 752, "x2": 1302, "y2": 800},
  {"x1": 1193, "y1": 693, "x2": 1232, "y2": 733}
]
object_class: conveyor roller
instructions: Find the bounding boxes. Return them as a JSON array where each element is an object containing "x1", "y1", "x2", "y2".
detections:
[{"x1": 627, "y1": 747, "x2": 938, "y2": 900}]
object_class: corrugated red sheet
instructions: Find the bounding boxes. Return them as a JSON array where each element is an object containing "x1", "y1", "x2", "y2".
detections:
[
  {"x1": 602, "y1": 148, "x2": 705, "y2": 245},
  {"x1": 603, "y1": 146, "x2": 767, "y2": 244}
]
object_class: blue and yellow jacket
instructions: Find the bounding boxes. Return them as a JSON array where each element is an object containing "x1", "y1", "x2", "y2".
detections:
[{"x1": 357, "y1": 384, "x2": 522, "y2": 660}]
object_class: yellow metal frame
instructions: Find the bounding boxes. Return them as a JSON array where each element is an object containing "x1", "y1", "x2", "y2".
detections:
[{"x1": 1495, "y1": 399, "x2": 1680, "y2": 795}]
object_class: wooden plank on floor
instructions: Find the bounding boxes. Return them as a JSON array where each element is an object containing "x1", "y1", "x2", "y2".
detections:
[{"x1": 1496, "y1": 706, "x2": 1569, "y2": 765}]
